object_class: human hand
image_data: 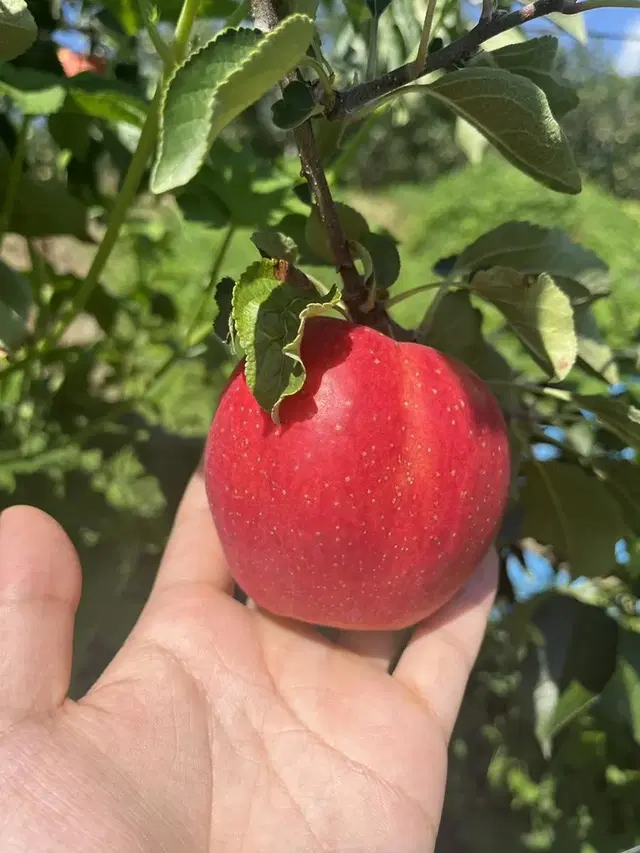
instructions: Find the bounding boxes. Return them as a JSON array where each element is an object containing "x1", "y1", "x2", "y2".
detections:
[{"x1": 0, "y1": 468, "x2": 497, "y2": 853}]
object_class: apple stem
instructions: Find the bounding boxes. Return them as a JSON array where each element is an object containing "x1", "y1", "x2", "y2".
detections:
[{"x1": 250, "y1": 0, "x2": 390, "y2": 329}]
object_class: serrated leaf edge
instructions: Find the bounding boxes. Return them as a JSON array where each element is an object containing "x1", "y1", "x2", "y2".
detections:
[
  {"x1": 151, "y1": 14, "x2": 313, "y2": 193},
  {"x1": 273, "y1": 283, "x2": 341, "y2": 422},
  {"x1": 454, "y1": 220, "x2": 609, "y2": 280},
  {"x1": 425, "y1": 68, "x2": 581, "y2": 195}
]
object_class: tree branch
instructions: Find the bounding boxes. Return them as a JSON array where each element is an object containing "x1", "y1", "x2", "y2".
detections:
[
  {"x1": 250, "y1": 0, "x2": 369, "y2": 321},
  {"x1": 328, "y1": 0, "x2": 587, "y2": 120},
  {"x1": 292, "y1": 122, "x2": 366, "y2": 315}
]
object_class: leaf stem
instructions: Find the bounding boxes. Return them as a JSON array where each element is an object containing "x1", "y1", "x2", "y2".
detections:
[
  {"x1": 384, "y1": 281, "x2": 444, "y2": 308},
  {"x1": 0, "y1": 115, "x2": 30, "y2": 244},
  {"x1": 298, "y1": 55, "x2": 335, "y2": 105},
  {"x1": 366, "y1": 17, "x2": 379, "y2": 80},
  {"x1": 172, "y1": 0, "x2": 202, "y2": 63},
  {"x1": 137, "y1": 0, "x2": 173, "y2": 66},
  {"x1": 413, "y1": 0, "x2": 439, "y2": 78}
]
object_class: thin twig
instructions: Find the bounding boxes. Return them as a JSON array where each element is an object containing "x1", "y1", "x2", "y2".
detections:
[
  {"x1": 413, "y1": 0, "x2": 439, "y2": 78},
  {"x1": 329, "y1": 0, "x2": 591, "y2": 120},
  {"x1": 292, "y1": 122, "x2": 366, "y2": 313}
]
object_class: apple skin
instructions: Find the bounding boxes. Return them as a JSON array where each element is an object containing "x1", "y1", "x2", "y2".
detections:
[{"x1": 204, "y1": 317, "x2": 510, "y2": 630}]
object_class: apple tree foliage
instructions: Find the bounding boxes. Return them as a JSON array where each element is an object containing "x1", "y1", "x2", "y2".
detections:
[{"x1": 1, "y1": 0, "x2": 640, "y2": 848}]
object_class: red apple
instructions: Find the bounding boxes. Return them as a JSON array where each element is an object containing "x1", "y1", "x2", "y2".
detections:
[{"x1": 204, "y1": 317, "x2": 510, "y2": 630}]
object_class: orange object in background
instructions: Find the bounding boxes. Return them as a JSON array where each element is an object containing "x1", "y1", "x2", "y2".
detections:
[{"x1": 56, "y1": 47, "x2": 107, "y2": 77}]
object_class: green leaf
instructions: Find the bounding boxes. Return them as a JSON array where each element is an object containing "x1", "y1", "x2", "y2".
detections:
[
  {"x1": 454, "y1": 117, "x2": 488, "y2": 165},
  {"x1": 0, "y1": 143, "x2": 91, "y2": 239},
  {"x1": 358, "y1": 231, "x2": 401, "y2": 290},
  {"x1": 305, "y1": 202, "x2": 369, "y2": 263},
  {"x1": 470, "y1": 267, "x2": 577, "y2": 381},
  {"x1": 548, "y1": 11, "x2": 588, "y2": 45},
  {"x1": 520, "y1": 460, "x2": 627, "y2": 578},
  {"x1": 151, "y1": 15, "x2": 315, "y2": 193},
  {"x1": 419, "y1": 289, "x2": 514, "y2": 389},
  {"x1": 231, "y1": 259, "x2": 340, "y2": 421},
  {"x1": 592, "y1": 459, "x2": 640, "y2": 535},
  {"x1": 366, "y1": 0, "x2": 393, "y2": 17},
  {"x1": 573, "y1": 395, "x2": 640, "y2": 453},
  {"x1": 177, "y1": 140, "x2": 289, "y2": 229},
  {"x1": 523, "y1": 595, "x2": 618, "y2": 757},
  {"x1": 48, "y1": 107, "x2": 93, "y2": 160},
  {"x1": 453, "y1": 221, "x2": 609, "y2": 300},
  {"x1": 271, "y1": 80, "x2": 321, "y2": 130},
  {"x1": 213, "y1": 275, "x2": 235, "y2": 343},
  {"x1": 564, "y1": 421, "x2": 594, "y2": 457},
  {"x1": 0, "y1": 65, "x2": 65, "y2": 115},
  {"x1": 344, "y1": 0, "x2": 372, "y2": 26},
  {"x1": 473, "y1": 36, "x2": 579, "y2": 119},
  {"x1": 600, "y1": 628, "x2": 640, "y2": 746},
  {"x1": 573, "y1": 305, "x2": 619, "y2": 386},
  {"x1": 0, "y1": 260, "x2": 31, "y2": 354},
  {"x1": 424, "y1": 67, "x2": 581, "y2": 195},
  {"x1": 68, "y1": 73, "x2": 147, "y2": 128},
  {"x1": 251, "y1": 230, "x2": 300, "y2": 263},
  {"x1": 0, "y1": 0, "x2": 36, "y2": 61}
]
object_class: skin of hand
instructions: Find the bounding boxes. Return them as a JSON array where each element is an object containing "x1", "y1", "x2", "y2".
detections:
[{"x1": 0, "y1": 467, "x2": 497, "y2": 853}]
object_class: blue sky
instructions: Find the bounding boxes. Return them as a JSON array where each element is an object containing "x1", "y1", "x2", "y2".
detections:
[{"x1": 57, "y1": 1, "x2": 640, "y2": 75}]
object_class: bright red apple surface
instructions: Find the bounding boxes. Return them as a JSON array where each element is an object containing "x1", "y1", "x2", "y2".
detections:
[{"x1": 205, "y1": 317, "x2": 510, "y2": 630}]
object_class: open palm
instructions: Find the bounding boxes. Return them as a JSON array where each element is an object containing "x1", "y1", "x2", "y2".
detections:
[{"x1": 0, "y1": 469, "x2": 497, "y2": 853}]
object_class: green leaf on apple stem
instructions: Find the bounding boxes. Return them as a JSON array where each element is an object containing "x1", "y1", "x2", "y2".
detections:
[
  {"x1": 0, "y1": 0, "x2": 36, "y2": 61},
  {"x1": 423, "y1": 68, "x2": 581, "y2": 195},
  {"x1": 470, "y1": 36, "x2": 579, "y2": 119},
  {"x1": 453, "y1": 222, "x2": 610, "y2": 300},
  {"x1": 251, "y1": 230, "x2": 300, "y2": 263},
  {"x1": 305, "y1": 202, "x2": 369, "y2": 264},
  {"x1": 521, "y1": 594, "x2": 618, "y2": 757},
  {"x1": 0, "y1": 260, "x2": 31, "y2": 355},
  {"x1": 232, "y1": 259, "x2": 340, "y2": 422},
  {"x1": 151, "y1": 15, "x2": 315, "y2": 193},
  {"x1": 520, "y1": 460, "x2": 627, "y2": 579},
  {"x1": 470, "y1": 267, "x2": 577, "y2": 381},
  {"x1": 573, "y1": 395, "x2": 640, "y2": 453}
]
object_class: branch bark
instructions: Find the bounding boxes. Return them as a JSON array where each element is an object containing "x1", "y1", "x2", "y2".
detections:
[
  {"x1": 328, "y1": 0, "x2": 578, "y2": 120},
  {"x1": 250, "y1": 0, "x2": 369, "y2": 321}
]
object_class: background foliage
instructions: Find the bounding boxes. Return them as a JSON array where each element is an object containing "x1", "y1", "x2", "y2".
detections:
[{"x1": 1, "y1": 0, "x2": 639, "y2": 850}]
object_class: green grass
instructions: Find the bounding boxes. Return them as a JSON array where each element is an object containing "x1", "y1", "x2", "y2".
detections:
[{"x1": 347, "y1": 154, "x2": 640, "y2": 350}]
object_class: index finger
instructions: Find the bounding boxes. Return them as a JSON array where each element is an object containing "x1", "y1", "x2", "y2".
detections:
[
  {"x1": 392, "y1": 547, "x2": 498, "y2": 743},
  {"x1": 151, "y1": 465, "x2": 233, "y2": 596}
]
